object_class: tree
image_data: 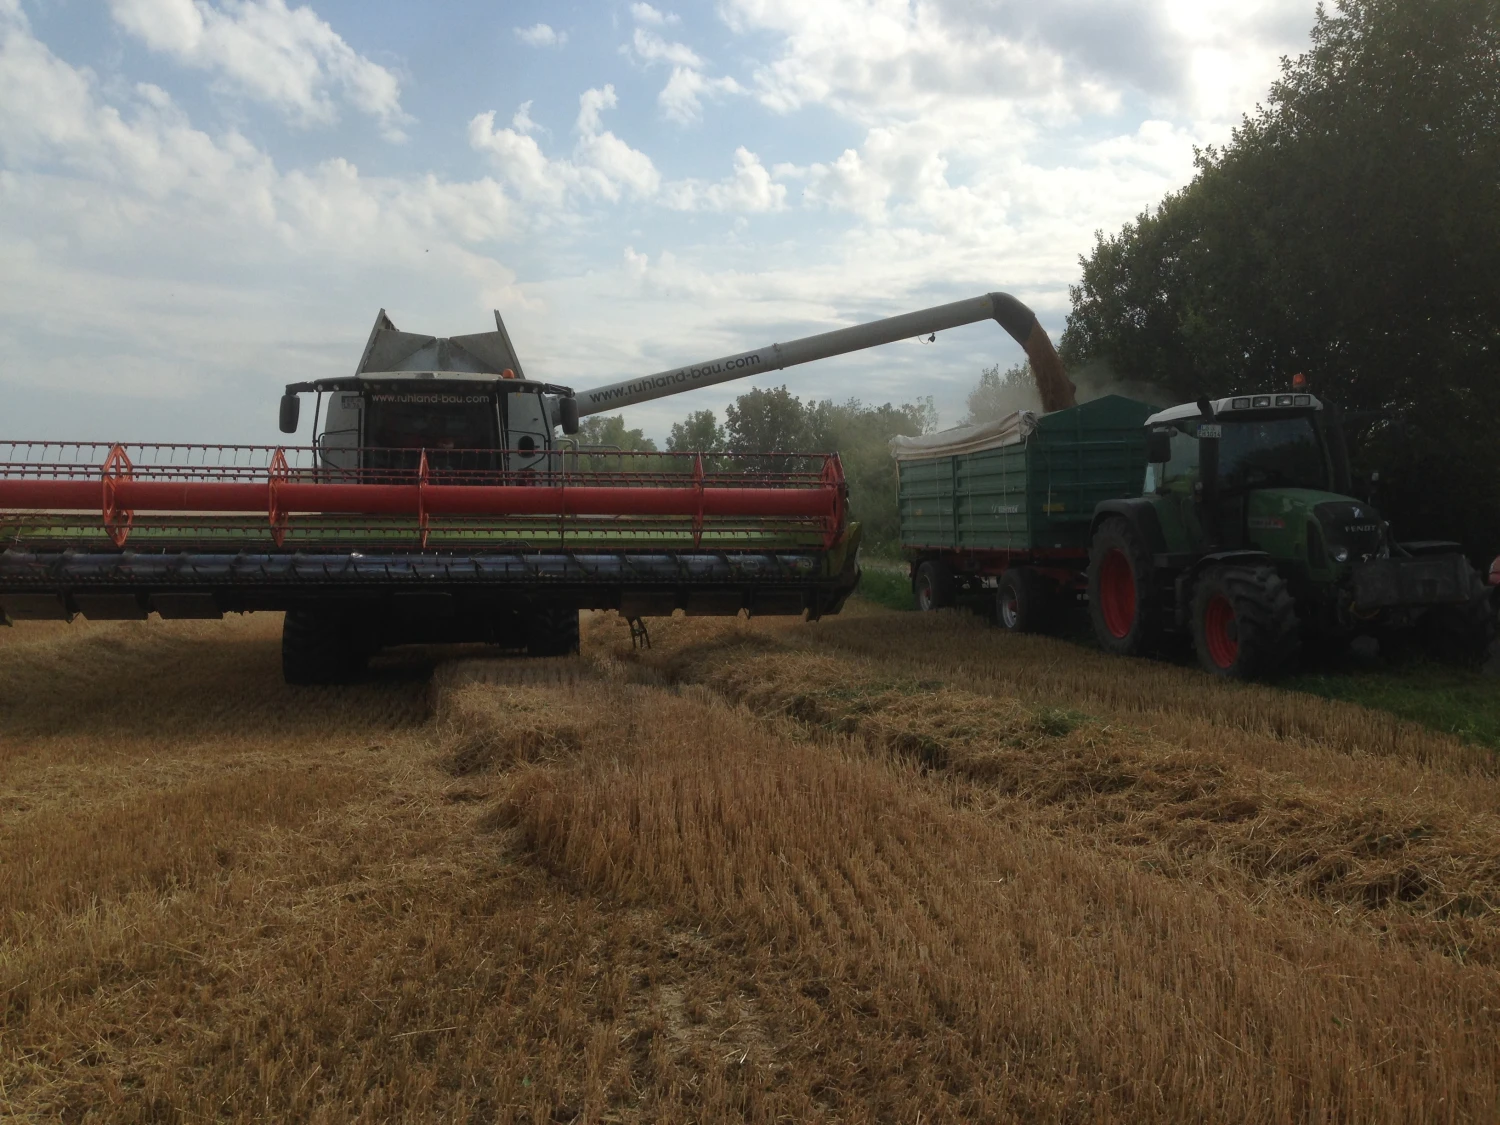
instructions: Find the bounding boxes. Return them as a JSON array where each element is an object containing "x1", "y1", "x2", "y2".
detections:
[
  {"x1": 963, "y1": 363, "x2": 1040, "y2": 425},
  {"x1": 1060, "y1": 0, "x2": 1500, "y2": 558},
  {"x1": 575, "y1": 414, "x2": 657, "y2": 452},
  {"x1": 665, "y1": 409, "x2": 724, "y2": 453},
  {"x1": 723, "y1": 387, "x2": 814, "y2": 452},
  {"x1": 711, "y1": 386, "x2": 935, "y2": 553}
]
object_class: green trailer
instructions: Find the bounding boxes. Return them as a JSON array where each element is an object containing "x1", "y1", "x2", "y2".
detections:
[{"x1": 895, "y1": 394, "x2": 1154, "y2": 631}]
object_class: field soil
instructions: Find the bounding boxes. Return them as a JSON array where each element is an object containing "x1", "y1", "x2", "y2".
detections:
[{"x1": 2, "y1": 604, "x2": 1499, "y2": 1123}]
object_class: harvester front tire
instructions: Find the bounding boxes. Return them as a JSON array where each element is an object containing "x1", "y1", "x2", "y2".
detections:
[
  {"x1": 997, "y1": 567, "x2": 1054, "y2": 634},
  {"x1": 526, "y1": 607, "x2": 580, "y2": 657},
  {"x1": 914, "y1": 560, "x2": 956, "y2": 612},
  {"x1": 1423, "y1": 591, "x2": 1495, "y2": 668},
  {"x1": 282, "y1": 609, "x2": 370, "y2": 686},
  {"x1": 1088, "y1": 518, "x2": 1160, "y2": 656},
  {"x1": 1190, "y1": 566, "x2": 1300, "y2": 679}
]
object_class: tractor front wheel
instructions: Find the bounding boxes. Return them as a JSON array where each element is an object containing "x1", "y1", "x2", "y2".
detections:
[{"x1": 1190, "y1": 566, "x2": 1300, "y2": 679}]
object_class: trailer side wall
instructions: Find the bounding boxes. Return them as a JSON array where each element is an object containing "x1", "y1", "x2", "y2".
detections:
[{"x1": 898, "y1": 395, "x2": 1153, "y2": 554}]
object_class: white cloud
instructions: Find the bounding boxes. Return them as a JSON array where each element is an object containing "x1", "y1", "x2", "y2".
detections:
[
  {"x1": 629, "y1": 3, "x2": 680, "y2": 26},
  {"x1": 469, "y1": 85, "x2": 660, "y2": 207},
  {"x1": 628, "y1": 27, "x2": 703, "y2": 69},
  {"x1": 106, "y1": 0, "x2": 410, "y2": 140},
  {"x1": 625, "y1": 13, "x2": 745, "y2": 126},
  {"x1": 514, "y1": 23, "x2": 566, "y2": 48},
  {"x1": 0, "y1": 1, "x2": 520, "y2": 417},
  {"x1": 658, "y1": 66, "x2": 744, "y2": 125},
  {"x1": 664, "y1": 147, "x2": 787, "y2": 212},
  {"x1": 510, "y1": 100, "x2": 544, "y2": 136}
]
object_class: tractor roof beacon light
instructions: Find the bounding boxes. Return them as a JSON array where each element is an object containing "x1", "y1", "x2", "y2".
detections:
[{"x1": 1292, "y1": 372, "x2": 1308, "y2": 390}]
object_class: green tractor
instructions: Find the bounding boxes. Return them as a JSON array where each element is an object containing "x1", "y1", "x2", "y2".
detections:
[{"x1": 1086, "y1": 389, "x2": 1495, "y2": 677}]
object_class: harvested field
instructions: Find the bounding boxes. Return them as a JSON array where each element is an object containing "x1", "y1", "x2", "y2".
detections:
[{"x1": 3, "y1": 606, "x2": 1500, "y2": 1122}]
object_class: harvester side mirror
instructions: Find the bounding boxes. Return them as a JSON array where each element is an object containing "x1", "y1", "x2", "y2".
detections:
[
  {"x1": 559, "y1": 396, "x2": 580, "y2": 436},
  {"x1": 278, "y1": 393, "x2": 301, "y2": 434},
  {"x1": 1146, "y1": 427, "x2": 1172, "y2": 463}
]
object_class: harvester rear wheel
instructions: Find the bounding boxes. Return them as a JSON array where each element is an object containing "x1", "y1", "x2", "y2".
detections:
[
  {"x1": 1088, "y1": 518, "x2": 1160, "y2": 656},
  {"x1": 282, "y1": 609, "x2": 370, "y2": 685},
  {"x1": 1423, "y1": 590, "x2": 1495, "y2": 668},
  {"x1": 997, "y1": 567, "x2": 1054, "y2": 634},
  {"x1": 525, "y1": 607, "x2": 580, "y2": 657},
  {"x1": 914, "y1": 560, "x2": 956, "y2": 612},
  {"x1": 1190, "y1": 566, "x2": 1300, "y2": 679}
]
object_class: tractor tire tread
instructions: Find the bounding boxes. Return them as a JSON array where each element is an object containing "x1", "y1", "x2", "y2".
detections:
[
  {"x1": 1194, "y1": 565, "x2": 1300, "y2": 679},
  {"x1": 1088, "y1": 516, "x2": 1161, "y2": 656}
]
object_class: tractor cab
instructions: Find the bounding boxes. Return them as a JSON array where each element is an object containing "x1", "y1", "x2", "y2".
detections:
[
  {"x1": 276, "y1": 308, "x2": 579, "y2": 474},
  {"x1": 1140, "y1": 392, "x2": 1373, "y2": 566}
]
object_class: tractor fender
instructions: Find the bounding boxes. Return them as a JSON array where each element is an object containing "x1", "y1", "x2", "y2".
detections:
[{"x1": 1090, "y1": 499, "x2": 1167, "y2": 555}]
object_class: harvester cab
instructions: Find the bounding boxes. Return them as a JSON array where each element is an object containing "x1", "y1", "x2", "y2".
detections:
[
  {"x1": 277, "y1": 309, "x2": 581, "y2": 475},
  {"x1": 1088, "y1": 389, "x2": 1494, "y2": 676}
]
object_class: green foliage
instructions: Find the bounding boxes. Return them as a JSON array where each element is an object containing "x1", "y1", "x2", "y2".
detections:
[
  {"x1": 724, "y1": 387, "x2": 815, "y2": 452},
  {"x1": 576, "y1": 414, "x2": 658, "y2": 453},
  {"x1": 965, "y1": 363, "x2": 1039, "y2": 425},
  {"x1": 713, "y1": 385, "x2": 935, "y2": 553},
  {"x1": 665, "y1": 409, "x2": 724, "y2": 453},
  {"x1": 1287, "y1": 661, "x2": 1500, "y2": 751},
  {"x1": 1061, "y1": 0, "x2": 1500, "y2": 560},
  {"x1": 853, "y1": 566, "x2": 915, "y2": 611}
]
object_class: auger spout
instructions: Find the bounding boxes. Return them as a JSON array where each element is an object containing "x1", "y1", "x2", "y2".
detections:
[{"x1": 575, "y1": 291, "x2": 1077, "y2": 416}]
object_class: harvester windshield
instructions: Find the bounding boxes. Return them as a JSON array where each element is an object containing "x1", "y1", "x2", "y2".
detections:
[{"x1": 365, "y1": 391, "x2": 498, "y2": 451}]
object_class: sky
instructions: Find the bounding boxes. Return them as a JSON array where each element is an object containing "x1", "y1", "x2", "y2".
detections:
[{"x1": 0, "y1": 0, "x2": 1321, "y2": 444}]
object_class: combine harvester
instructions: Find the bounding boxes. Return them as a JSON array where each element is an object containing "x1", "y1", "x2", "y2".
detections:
[{"x1": 0, "y1": 292, "x2": 1067, "y2": 683}]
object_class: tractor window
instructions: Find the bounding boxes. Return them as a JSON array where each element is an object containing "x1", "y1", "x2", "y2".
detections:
[{"x1": 1219, "y1": 415, "x2": 1327, "y2": 492}]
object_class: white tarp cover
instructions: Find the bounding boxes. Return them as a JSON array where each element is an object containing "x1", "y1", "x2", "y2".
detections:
[{"x1": 889, "y1": 409, "x2": 1038, "y2": 461}]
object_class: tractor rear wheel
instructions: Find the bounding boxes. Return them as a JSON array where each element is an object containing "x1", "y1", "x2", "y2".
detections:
[
  {"x1": 1190, "y1": 566, "x2": 1300, "y2": 679},
  {"x1": 997, "y1": 567, "x2": 1054, "y2": 634},
  {"x1": 282, "y1": 609, "x2": 371, "y2": 685},
  {"x1": 525, "y1": 606, "x2": 580, "y2": 657},
  {"x1": 1088, "y1": 517, "x2": 1160, "y2": 656},
  {"x1": 1423, "y1": 591, "x2": 1495, "y2": 668},
  {"x1": 914, "y1": 560, "x2": 956, "y2": 612}
]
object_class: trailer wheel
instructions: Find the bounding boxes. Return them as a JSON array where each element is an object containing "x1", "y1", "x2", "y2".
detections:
[
  {"x1": 997, "y1": 568, "x2": 1053, "y2": 634},
  {"x1": 1087, "y1": 518, "x2": 1160, "y2": 656},
  {"x1": 1190, "y1": 566, "x2": 1300, "y2": 679},
  {"x1": 914, "y1": 561, "x2": 956, "y2": 612},
  {"x1": 526, "y1": 607, "x2": 580, "y2": 657},
  {"x1": 282, "y1": 609, "x2": 370, "y2": 685},
  {"x1": 1423, "y1": 591, "x2": 1495, "y2": 668}
]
